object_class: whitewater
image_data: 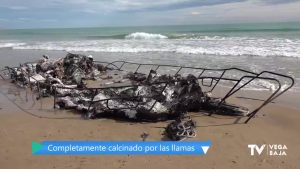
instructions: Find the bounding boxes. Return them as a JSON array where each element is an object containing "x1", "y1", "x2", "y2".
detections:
[
  {"x1": 0, "y1": 25, "x2": 299, "y2": 92},
  {"x1": 0, "y1": 32, "x2": 300, "y2": 58}
]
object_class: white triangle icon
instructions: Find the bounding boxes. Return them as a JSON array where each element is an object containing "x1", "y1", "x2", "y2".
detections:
[{"x1": 201, "y1": 146, "x2": 210, "y2": 154}]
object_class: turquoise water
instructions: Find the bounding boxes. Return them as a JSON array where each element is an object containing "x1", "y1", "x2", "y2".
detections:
[
  {"x1": 1, "y1": 22, "x2": 300, "y2": 41},
  {"x1": 0, "y1": 22, "x2": 300, "y2": 58}
]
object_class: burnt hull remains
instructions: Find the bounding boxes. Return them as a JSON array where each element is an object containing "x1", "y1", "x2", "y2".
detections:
[{"x1": 1, "y1": 53, "x2": 294, "y2": 140}]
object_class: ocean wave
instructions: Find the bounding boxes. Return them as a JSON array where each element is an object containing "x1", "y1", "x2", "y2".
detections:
[
  {"x1": 173, "y1": 46, "x2": 299, "y2": 57},
  {"x1": 13, "y1": 45, "x2": 300, "y2": 58},
  {"x1": 0, "y1": 42, "x2": 26, "y2": 48},
  {"x1": 1, "y1": 36, "x2": 299, "y2": 58},
  {"x1": 125, "y1": 32, "x2": 168, "y2": 40}
]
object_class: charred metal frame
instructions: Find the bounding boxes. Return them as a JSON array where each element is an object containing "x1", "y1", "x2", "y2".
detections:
[
  {"x1": 1, "y1": 60, "x2": 294, "y2": 123},
  {"x1": 103, "y1": 61, "x2": 294, "y2": 123}
]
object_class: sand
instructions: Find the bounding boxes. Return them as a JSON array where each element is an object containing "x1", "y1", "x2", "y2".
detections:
[
  {"x1": 0, "y1": 73, "x2": 300, "y2": 169},
  {"x1": 0, "y1": 47, "x2": 299, "y2": 169}
]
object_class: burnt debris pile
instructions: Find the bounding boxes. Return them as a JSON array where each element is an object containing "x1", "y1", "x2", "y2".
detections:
[
  {"x1": 1, "y1": 53, "x2": 294, "y2": 140},
  {"x1": 55, "y1": 64, "x2": 249, "y2": 122}
]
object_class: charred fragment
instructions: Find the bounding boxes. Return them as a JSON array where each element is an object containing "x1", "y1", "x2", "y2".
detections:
[
  {"x1": 164, "y1": 116, "x2": 197, "y2": 141},
  {"x1": 63, "y1": 53, "x2": 94, "y2": 84}
]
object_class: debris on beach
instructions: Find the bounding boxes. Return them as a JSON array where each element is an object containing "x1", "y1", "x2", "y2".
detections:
[
  {"x1": 1, "y1": 52, "x2": 294, "y2": 141},
  {"x1": 140, "y1": 132, "x2": 149, "y2": 141},
  {"x1": 164, "y1": 116, "x2": 196, "y2": 141}
]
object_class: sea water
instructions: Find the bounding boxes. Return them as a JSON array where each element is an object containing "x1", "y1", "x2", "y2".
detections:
[{"x1": 0, "y1": 22, "x2": 299, "y2": 91}]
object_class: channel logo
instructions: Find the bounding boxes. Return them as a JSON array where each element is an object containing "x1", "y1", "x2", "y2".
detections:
[{"x1": 248, "y1": 144, "x2": 287, "y2": 156}]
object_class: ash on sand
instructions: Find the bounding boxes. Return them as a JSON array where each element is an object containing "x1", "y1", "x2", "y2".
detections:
[{"x1": 2, "y1": 53, "x2": 255, "y2": 141}]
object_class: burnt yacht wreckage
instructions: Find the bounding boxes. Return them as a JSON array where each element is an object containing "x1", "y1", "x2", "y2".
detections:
[{"x1": 0, "y1": 53, "x2": 294, "y2": 141}]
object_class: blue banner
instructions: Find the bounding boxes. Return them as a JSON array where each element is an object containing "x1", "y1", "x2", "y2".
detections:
[{"x1": 32, "y1": 141, "x2": 212, "y2": 155}]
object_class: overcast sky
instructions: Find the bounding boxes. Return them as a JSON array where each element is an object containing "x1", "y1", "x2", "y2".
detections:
[{"x1": 0, "y1": 0, "x2": 300, "y2": 29}]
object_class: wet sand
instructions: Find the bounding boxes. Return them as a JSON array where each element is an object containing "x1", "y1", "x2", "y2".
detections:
[{"x1": 0, "y1": 75, "x2": 299, "y2": 169}]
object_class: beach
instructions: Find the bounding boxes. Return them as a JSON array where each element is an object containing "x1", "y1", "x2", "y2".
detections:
[
  {"x1": 0, "y1": 23, "x2": 300, "y2": 168},
  {"x1": 0, "y1": 77, "x2": 299, "y2": 169}
]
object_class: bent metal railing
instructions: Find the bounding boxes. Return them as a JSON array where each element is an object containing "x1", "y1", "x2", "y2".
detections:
[
  {"x1": 99, "y1": 61, "x2": 294, "y2": 123},
  {"x1": 1, "y1": 60, "x2": 294, "y2": 124}
]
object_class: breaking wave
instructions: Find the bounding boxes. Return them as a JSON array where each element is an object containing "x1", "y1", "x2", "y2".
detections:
[{"x1": 125, "y1": 32, "x2": 168, "y2": 40}]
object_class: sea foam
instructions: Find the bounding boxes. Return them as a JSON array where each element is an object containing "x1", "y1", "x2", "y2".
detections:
[
  {"x1": 1, "y1": 35, "x2": 299, "y2": 58},
  {"x1": 125, "y1": 32, "x2": 168, "y2": 40},
  {"x1": 0, "y1": 42, "x2": 26, "y2": 48}
]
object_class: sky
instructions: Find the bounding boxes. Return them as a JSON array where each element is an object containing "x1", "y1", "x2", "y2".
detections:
[{"x1": 0, "y1": 0, "x2": 300, "y2": 29}]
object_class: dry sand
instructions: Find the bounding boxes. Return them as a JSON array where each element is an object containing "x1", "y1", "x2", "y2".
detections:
[{"x1": 0, "y1": 78, "x2": 299, "y2": 169}]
